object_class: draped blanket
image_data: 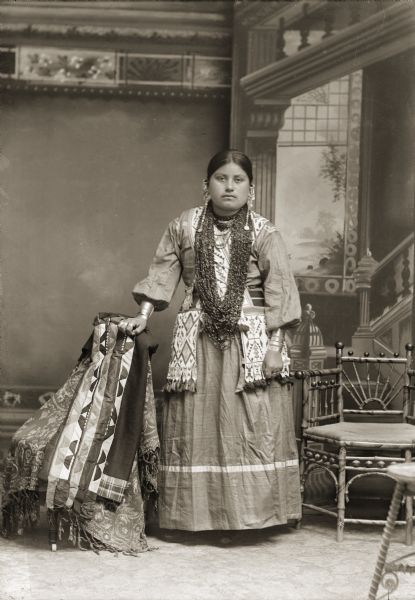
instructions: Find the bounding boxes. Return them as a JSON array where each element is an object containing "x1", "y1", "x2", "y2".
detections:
[
  {"x1": 1, "y1": 314, "x2": 159, "y2": 553},
  {"x1": 44, "y1": 314, "x2": 157, "y2": 515}
]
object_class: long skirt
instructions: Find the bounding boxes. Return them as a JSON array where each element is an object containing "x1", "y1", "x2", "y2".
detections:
[{"x1": 158, "y1": 334, "x2": 301, "y2": 531}]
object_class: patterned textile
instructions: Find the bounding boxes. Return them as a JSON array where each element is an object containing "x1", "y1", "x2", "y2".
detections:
[
  {"x1": 83, "y1": 365, "x2": 159, "y2": 553},
  {"x1": 1, "y1": 316, "x2": 159, "y2": 553},
  {"x1": 239, "y1": 310, "x2": 269, "y2": 387},
  {"x1": 165, "y1": 309, "x2": 201, "y2": 392},
  {"x1": 46, "y1": 318, "x2": 127, "y2": 509},
  {"x1": 2, "y1": 360, "x2": 90, "y2": 497},
  {"x1": 95, "y1": 475, "x2": 126, "y2": 505},
  {"x1": 159, "y1": 333, "x2": 301, "y2": 531},
  {"x1": 165, "y1": 305, "x2": 276, "y2": 392},
  {"x1": 240, "y1": 310, "x2": 291, "y2": 385},
  {"x1": 82, "y1": 372, "x2": 159, "y2": 554},
  {"x1": 46, "y1": 314, "x2": 155, "y2": 511},
  {"x1": 82, "y1": 459, "x2": 148, "y2": 554}
]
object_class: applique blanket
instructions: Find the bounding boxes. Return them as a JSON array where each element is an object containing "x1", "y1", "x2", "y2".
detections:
[{"x1": 43, "y1": 314, "x2": 157, "y2": 515}]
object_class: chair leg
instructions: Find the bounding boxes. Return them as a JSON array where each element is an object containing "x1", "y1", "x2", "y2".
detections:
[
  {"x1": 368, "y1": 482, "x2": 404, "y2": 600},
  {"x1": 47, "y1": 508, "x2": 58, "y2": 552},
  {"x1": 337, "y1": 446, "x2": 346, "y2": 542},
  {"x1": 404, "y1": 449, "x2": 413, "y2": 546},
  {"x1": 405, "y1": 494, "x2": 413, "y2": 546},
  {"x1": 297, "y1": 438, "x2": 305, "y2": 531}
]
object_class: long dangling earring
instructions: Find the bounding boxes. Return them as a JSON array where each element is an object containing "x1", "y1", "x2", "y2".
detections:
[
  {"x1": 244, "y1": 184, "x2": 255, "y2": 231},
  {"x1": 248, "y1": 184, "x2": 255, "y2": 210},
  {"x1": 198, "y1": 178, "x2": 210, "y2": 232},
  {"x1": 202, "y1": 178, "x2": 210, "y2": 203}
]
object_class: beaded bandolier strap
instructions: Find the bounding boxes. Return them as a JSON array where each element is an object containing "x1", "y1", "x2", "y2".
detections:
[{"x1": 165, "y1": 206, "x2": 290, "y2": 392}]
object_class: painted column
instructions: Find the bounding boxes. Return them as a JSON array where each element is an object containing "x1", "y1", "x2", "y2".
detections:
[
  {"x1": 244, "y1": 100, "x2": 289, "y2": 222},
  {"x1": 351, "y1": 250, "x2": 379, "y2": 353}
]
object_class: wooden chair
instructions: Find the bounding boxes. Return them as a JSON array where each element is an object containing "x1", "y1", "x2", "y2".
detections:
[{"x1": 297, "y1": 342, "x2": 415, "y2": 542}]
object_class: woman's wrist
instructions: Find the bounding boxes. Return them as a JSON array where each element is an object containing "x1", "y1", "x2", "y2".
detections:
[{"x1": 137, "y1": 301, "x2": 154, "y2": 320}]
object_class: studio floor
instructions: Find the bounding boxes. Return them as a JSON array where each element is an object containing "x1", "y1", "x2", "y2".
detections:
[{"x1": 1, "y1": 511, "x2": 414, "y2": 600}]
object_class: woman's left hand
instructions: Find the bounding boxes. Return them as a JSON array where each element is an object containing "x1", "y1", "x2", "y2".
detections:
[{"x1": 262, "y1": 349, "x2": 283, "y2": 380}]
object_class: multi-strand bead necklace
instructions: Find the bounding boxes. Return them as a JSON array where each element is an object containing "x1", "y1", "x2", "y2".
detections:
[{"x1": 195, "y1": 201, "x2": 252, "y2": 349}]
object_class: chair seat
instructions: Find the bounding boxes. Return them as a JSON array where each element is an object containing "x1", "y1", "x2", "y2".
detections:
[
  {"x1": 305, "y1": 421, "x2": 415, "y2": 446},
  {"x1": 387, "y1": 463, "x2": 415, "y2": 490}
]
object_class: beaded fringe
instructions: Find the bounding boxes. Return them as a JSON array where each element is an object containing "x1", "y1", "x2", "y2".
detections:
[
  {"x1": 243, "y1": 376, "x2": 293, "y2": 392},
  {"x1": 164, "y1": 378, "x2": 197, "y2": 393}
]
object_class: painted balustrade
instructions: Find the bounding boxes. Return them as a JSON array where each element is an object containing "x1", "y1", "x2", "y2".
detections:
[
  {"x1": 237, "y1": 0, "x2": 387, "y2": 75},
  {"x1": 371, "y1": 234, "x2": 414, "y2": 322}
]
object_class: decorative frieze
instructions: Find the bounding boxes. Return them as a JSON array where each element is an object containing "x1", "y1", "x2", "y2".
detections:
[
  {"x1": 0, "y1": 80, "x2": 228, "y2": 100},
  {"x1": 0, "y1": 45, "x2": 231, "y2": 98},
  {"x1": 0, "y1": 23, "x2": 231, "y2": 46}
]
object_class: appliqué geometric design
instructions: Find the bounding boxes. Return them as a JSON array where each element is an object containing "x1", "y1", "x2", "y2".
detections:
[
  {"x1": 240, "y1": 312, "x2": 269, "y2": 384},
  {"x1": 165, "y1": 309, "x2": 201, "y2": 391}
]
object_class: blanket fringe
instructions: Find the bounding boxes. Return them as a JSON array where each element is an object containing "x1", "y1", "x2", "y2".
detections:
[
  {"x1": 138, "y1": 447, "x2": 159, "y2": 504},
  {"x1": 1, "y1": 490, "x2": 40, "y2": 537},
  {"x1": 1, "y1": 494, "x2": 154, "y2": 555},
  {"x1": 54, "y1": 508, "x2": 154, "y2": 555}
]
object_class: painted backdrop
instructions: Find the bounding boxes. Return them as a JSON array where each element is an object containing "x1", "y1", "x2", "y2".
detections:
[{"x1": 0, "y1": 93, "x2": 229, "y2": 392}]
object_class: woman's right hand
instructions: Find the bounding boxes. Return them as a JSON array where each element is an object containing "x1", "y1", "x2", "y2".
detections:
[{"x1": 118, "y1": 315, "x2": 147, "y2": 337}]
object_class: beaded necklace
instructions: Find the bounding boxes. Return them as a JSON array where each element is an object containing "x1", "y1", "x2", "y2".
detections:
[
  {"x1": 195, "y1": 201, "x2": 252, "y2": 349},
  {"x1": 212, "y1": 212, "x2": 235, "y2": 230}
]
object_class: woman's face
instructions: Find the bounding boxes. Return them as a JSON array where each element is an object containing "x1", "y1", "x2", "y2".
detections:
[{"x1": 208, "y1": 161, "x2": 250, "y2": 216}]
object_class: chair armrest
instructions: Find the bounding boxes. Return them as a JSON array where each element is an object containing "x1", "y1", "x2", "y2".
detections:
[
  {"x1": 294, "y1": 367, "x2": 342, "y2": 379},
  {"x1": 295, "y1": 369, "x2": 341, "y2": 427}
]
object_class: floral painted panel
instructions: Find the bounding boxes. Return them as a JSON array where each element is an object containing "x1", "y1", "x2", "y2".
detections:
[
  {"x1": 192, "y1": 57, "x2": 231, "y2": 88},
  {"x1": 5, "y1": 47, "x2": 231, "y2": 91},
  {"x1": 19, "y1": 47, "x2": 116, "y2": 84}
]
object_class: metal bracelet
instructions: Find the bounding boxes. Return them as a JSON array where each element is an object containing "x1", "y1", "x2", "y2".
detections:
[
  {"x1": 269, "y1": 329, "x2": 284, "y2": 352},
  {"x1": 138, "y1": 301, "x2": 154, "y2": 320}
]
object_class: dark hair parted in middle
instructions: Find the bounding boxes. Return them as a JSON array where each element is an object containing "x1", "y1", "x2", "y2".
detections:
[{"x1": 206, "y1": 150, "x2": 253, "y2": 184}]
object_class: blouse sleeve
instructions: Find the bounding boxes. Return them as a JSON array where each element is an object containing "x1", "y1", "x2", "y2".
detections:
[
  {"x1": 257, "y1": 227, "x2": 301, "y2": 332},
  {"x1": 132, "y1": 217, "x2": 182, "y2": 311}
]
